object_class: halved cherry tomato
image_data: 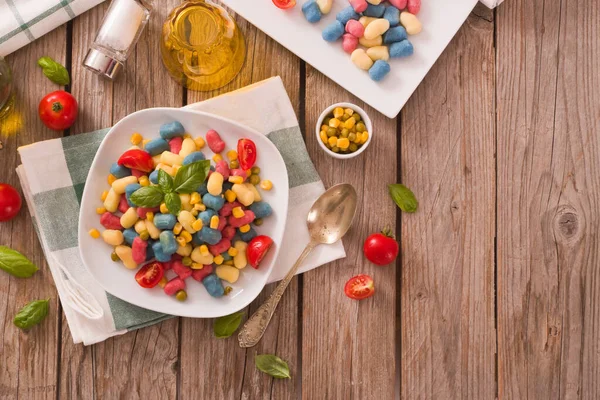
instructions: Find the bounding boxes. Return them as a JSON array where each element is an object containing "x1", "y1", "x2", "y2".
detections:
[
  {"x1": 0, "y1": 183, "x2": 22, "y2": 222},
  {"x1": 118, "y1": 149, "x2": 154, "y2": 172},
  {"x1": 237, "y1": 139, "x2": 257, "y2": 170},
  {"x1": 246, "y1": 235, "x2": 273, "y2": 269},
  {"x1": 344, "y1": 274, "x2": 375, "y2": 300},
  {"x1": 272, "y1": 0, "x2": 296, "y2": 9},
  {"x1": 135, "y1": 262, "x2": 165, "y2": 288}
]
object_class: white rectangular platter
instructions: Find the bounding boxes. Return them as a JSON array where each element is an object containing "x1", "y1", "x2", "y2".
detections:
[{"x1": 222, "y1": 0, "x2": 478, "y2": 118}]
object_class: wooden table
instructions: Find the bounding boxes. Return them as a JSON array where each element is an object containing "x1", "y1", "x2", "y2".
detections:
[{"x1": 1, "y1": 0, "x2": 598, "y2": 398}]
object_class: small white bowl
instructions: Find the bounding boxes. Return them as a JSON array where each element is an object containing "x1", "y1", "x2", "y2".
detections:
[{"x1": 315, "y1": 102, "x2": 373, "y2": 160}]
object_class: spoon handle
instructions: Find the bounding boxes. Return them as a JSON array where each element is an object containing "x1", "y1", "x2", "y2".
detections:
[{"x1": 238, "y1": 242, "x2": 316, "y2": 348}]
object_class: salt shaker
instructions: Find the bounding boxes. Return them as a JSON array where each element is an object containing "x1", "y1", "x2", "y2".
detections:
[{"x1": 83, "y1": 0, "x2": 153, "y2": 79}]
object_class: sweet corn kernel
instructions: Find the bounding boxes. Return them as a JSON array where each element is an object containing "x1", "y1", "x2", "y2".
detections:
[
  {"x1": 210, "y1": 215, "x2": 219, "y2": 229},
  {"x1": 96, "y1": 207, "x2": 107, "y2": 215},
  {"x1": 333, "y1": 107, "x2": 344, "y2": 118},
  {"x1": 344, "y1": 108, "x2": 354, "y2": 116},
  {"x1": 212, "y1": 153, "x2": 223, "y2": 163},
  {"x1": 328, "y1": 136, "x2": 337, "y2": 147},
  {"x1": 329, "y1": 118, "x2": 340, "y2": 128},
  {"x1": 228, "y1": 176, "x2": 244, "y2": 184},
  {"x1": 191, "y1": 209, "x2": 199, "y2": 217},
  {"x1": 191, "y1": 262, "x2": 204, "y2": 270},
  {"x1": 89, "y1": 229, "x2": 101, "y2": 239},
  {"x1": 173, "y1": 222, "x2": 183, "y2": 235},
  {"x1": 224, "y1": 260, "x2": 234, "y2": 266},
  {"x1": 353, "y1": 132, "x2": 362, "y2": 144},
  {"x1": 246, "y1": 169, "x2": 252, "y2": 177},
  {"x1": 239, "y1": 224, "x2": 251, "y2": 233},
  {"x1": 194, "y1": 136, "x2": 205, "y2": 149},
  {"x1": 158, "y1": 277, "x2": 168, "y2": 288},
  {"x1": 183, "y1": 133, "x2": 192, "y2": 139},
  {"x1": 199, "y1": 245, "x2": 209, "y2": 256},
  {"x1": 138, "y1": 176, "x2": 150, "y2": 187},
  {"x1": 232, "y1": 207, "x2": 245, "y2": 218},
  {"x1": 214, "y1": 255, "x2": 224, "y2": 265},
  {"x1": 130, "y1": 133, "x2": 143, "y2": 145},
  {"x1": 146, "y1": 212, "x2": 154, "y2": 222},
  {"x1": 224, "y1": 189, "x2": 237, "y2": 202},
  {"x1": 260, "y1": 180, "x2": 273, "y2": 191},
  {"x1": 190, "y1": 192, "x2": 201, "y2": 205},
  {"x1": 101, "y1": 190, "x2": 109, "y2": 201},
  {"x1": 176, "y1": 236, "x2": 186, "y2": 247},
  {"x1": 228, "y1": 247, "x2": 238, "y2": 257},
  {"x1": 321, "y1": 124, "x2": 329, "y2": 131},
  {"x1": 320, "y1": 131, "x2": 328, "y2": 144},
  {"x1": 344, "y1": 118, "x2": 356, "y2": 129},
  {"x1": 180, "y1": 230, "x2": 192, "y2": 243},
  {"x1": 337, "y1": 138, "x2": 350, "y2": 150},
  {"x1": 192, "y1": 219, "x2": 203, "y2": 231},
  {"x1": 160, "y1": 203, "x2": 169, "y2": 214},
  {"x1": 107, "y1": 174, "x2": 117, "y2": 185},
  {"x1": 194, "y1": 203, "x2": 206, "y2": 211},
  {"x1": 226, "y1": 150, "x2": 238, "y2": 161},
  {"x1": 361, "y1": 131, "x2": 369, "y2": 144}
]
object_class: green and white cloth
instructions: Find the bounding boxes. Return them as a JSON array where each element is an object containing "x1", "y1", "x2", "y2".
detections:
[
  {"x1": 0, "y1": 0, "x2": 105, "y2": 57},
  {"x1": 16, "y1": 77, "x2": 346, "y2": 345}
]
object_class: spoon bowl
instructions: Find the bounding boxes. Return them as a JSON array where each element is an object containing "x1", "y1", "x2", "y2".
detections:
[{"x1": 307, "y1": 183, "x2": 358, "y2": 244}]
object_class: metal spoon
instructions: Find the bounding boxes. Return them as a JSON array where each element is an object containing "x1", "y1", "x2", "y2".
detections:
[{"x1": 238, "y1": 183, "x2": 358, "y2": 348}]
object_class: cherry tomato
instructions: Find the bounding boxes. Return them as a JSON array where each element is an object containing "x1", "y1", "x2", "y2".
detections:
[
  {"x1": 344, "y1": 274, "x2": 375, "y2": 300},
  {"x1": 237, "y1": 139, "x2": 257, "y2": 170},
  {"x1": 246, "y1": 235, "x2": 273, "y2": 269},
  {"x1": 118, "y1": 149, "x2": 154, "y2": 172},
  {"x1": 363, "y1": 228, "x2": 399, "y2": 266},
  {"x1": 0, "y1": 183, "x2": 22, "y2": 222},
  {"x1": 38, "y1": 90, "x2": 78, "y2": 130},
  {"x1": 135, "y1": 262, "x2": 165, "y2": 288},
  {"x1": 272, "y1": 0, "x2": 296, "y2": 9}
]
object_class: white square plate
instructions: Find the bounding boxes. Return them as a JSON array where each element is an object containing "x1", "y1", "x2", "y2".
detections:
[
  {"x1": 222, "y1": 0, "x2": 478, "y2": 118},
  {"x1": 78, "y1": 108, "x2": 289, "y2": 318}
]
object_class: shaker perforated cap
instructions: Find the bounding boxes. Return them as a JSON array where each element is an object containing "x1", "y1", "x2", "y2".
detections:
[{"x1": 83, "y1": 48, "x2": 122, "y2": 80}]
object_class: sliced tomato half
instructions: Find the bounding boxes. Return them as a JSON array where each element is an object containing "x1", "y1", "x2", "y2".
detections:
[
  {"x1": 118, "y1": 149, "x2": 154, "y2": 172},
  {"x1": 135, "y1": 262, "x2": 165, "y2": 288}
]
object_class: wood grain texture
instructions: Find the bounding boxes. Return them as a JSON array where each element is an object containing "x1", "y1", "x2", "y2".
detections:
[
  {"x1": 400, "y1": 5, "x2": 496, "y2": 399},
  {"x1": 497, "y1": 0, "x2": 600, "y2": 398},
  {"x1": 0, "y1": 27, "x2": 67, "y2": 400},
  {"x1": 302, "y1": 67, "x2": 397, "y2": 399}
]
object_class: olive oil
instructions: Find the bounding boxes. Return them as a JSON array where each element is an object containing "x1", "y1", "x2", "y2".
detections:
[{"x1": 161, "y1": 0, "x2": 246, "y2": 91}]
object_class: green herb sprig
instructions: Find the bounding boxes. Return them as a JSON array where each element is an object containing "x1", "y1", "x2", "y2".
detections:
[
  {"x1": 129, "y1": 160, "x2": 210, "y2": 214},
  {"x1": 37, "y1": 56, "x2": 70, "y2": 85},
  {"x1": 388, "y1": 184, "x2": 418, "y2": 213},
  {"x1": 255, "y1": 354, "x2": 291, "y2": 379},
  {"x1": 0, "y1": 246, "x2": 39, "y2": 278},
  {"x1": 13, "y1": 299, "x2": 49, "y2": 330},
  {"x1": 213, "y1": 311, "x2": 245, "y2": 338}
]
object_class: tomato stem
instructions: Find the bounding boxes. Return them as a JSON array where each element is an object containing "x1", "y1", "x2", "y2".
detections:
[
  {"x1": 381, "y1": 227, "x2": 395, "y2": 238},
  {"x1": 51, "y1": 101, "x2": 63, "y2": 113}
]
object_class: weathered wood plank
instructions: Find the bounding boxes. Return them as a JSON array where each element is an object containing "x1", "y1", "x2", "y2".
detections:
[
  {"x1": 0, "y1": 27, "x2": 67, "y2": 400},
  {"x1": 497, "y1": 0, "x2": 600, "y2": 398},
  {"x1": 400, "y1": 5, "x2": 496, "y2": 399},
  {"x1": 302, "y1": 68, "x2": 397, "y2": 398}
]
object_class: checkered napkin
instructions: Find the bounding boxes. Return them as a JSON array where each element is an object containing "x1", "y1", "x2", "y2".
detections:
[
  {"x1": 16, "y1": 76, "x2": 346, "y2": 345},
  {"x1": 0, "y1": 0, "x2": 105, "y2": 57}
]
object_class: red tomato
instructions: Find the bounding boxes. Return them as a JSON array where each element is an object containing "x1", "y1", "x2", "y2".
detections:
[
  {"x1": 237, "y1": 139, "x2": 257, "y2": 170},
  {"x1": 246, "y1": 235, "x2": 273, "y2": 269},
  {"x1": 135, "y1": 262, "x2": 165, "y2": 288},
  {"x1": 344, "y1": 274, "x2": 375, "y2": 300},
  {"x1": 118, "y1": 149, "x2": 154, "y2": 172},
  {"x1": 0, "y1": 183, "x2": 22, "y2": 222},
  {"x1": 272, "y1": 0, "x2": 296, "y2": 9},
  {"x1": 38, "y1": 90, "x2": 78, "y2": 130},
  {"x1": 363, "y1": 229, "x2": 399, "y2": 266}
]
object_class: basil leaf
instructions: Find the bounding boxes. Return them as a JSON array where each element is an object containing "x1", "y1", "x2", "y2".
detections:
[
  {"x1": 37, "y1": 56, "x2": 70, "y2": 85},
  {"x1": 213, "y1": 311, "x2": 244, "y2": 338},
  {"x1": 0, "y1": 246, "x2": 39, "y2": 278},
  {"x1": 13, "y1": 299, "x2": 49, "y2": 330},
  {"x1": 158, "y1": 169, "x2": 174, "y2": 193},
  {"x1": 164, "y1": 192, "x2": 181, "y2": 215},
  {"x1": 130, "y1": 186, "x2": 164, "y2": 207},
  {"x1": 255, "y1": 354, "x2": 291, "y2": 379},
  {"x1": 174, "y1": 160, "x2": 211, "y2": 194},
  {"x1": 388, "y1": 184, "x2": 418, "y2": 213}
]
